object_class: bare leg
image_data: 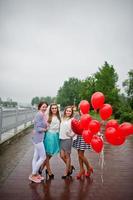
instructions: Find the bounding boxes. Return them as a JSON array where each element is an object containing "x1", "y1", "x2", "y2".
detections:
[
  {"x1": 78, "y1": 150, "x2": 85, "y2": 172},
  {"x1": 46, "y1": 155, "x2": 53, "y2": 175},
  {"x1": 65, "y1": 152, "x2": 71, "y2": 175},
  {"x1": 60, "y1": 149, "x2": 67, "y2": 164},
  {"x1": 78, "y1": 150, "x2": 91, "y2": 172},
  {"x1": 39, "y1": 159, "x2": 46, "y2": 172},
  {"x1": 60, "y1": 150, "x2": 70, "y2": 176}
]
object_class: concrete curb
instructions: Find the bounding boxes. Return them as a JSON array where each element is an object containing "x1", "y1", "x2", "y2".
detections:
[{"x1": 0, "y1": 125, "x2": 33, "y2": 153}]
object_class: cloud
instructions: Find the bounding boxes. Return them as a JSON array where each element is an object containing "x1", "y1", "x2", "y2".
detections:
[{"x1": 0, "y1": 0, "x2": 133, "y2": 103}]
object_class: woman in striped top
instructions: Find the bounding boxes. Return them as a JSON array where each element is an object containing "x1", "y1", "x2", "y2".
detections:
[{"x1": 73, "y1": 110, "x2": 93, "y2": 179}]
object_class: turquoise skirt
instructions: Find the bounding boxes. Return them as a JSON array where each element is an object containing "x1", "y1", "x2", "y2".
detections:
[{"x1": 44, "y1": 131, "x2": 60, "y2": 156}]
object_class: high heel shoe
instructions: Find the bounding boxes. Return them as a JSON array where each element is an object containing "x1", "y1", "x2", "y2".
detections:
[
  {"x1": 76, "y1": 170, "x2": 85, "y2": 179},
  {"x1": 85, "y1": 167, "x2": 93, "y2": 178},
  {"x1": 69, "y1": 165, "x2": 75, "y2": 175},
  {"x1": 61, "y1": 173, "x2": 70, "y2": 179},
  {"x1": 45, "y1": 169, "x2": 54, "y2": 179}
]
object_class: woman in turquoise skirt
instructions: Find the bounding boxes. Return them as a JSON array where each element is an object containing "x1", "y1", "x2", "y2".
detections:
[{"x1": 41, "y1": 103, "x2": 61, "y2": 178}]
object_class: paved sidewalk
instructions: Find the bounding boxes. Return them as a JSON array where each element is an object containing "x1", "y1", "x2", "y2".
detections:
[{"x1": 0, "y1": 131, "x2": 133, "y2": 200}]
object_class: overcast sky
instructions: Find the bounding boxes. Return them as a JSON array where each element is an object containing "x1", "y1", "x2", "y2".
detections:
[{"x1": 0, "y1": 0, "x2": 133, "y2": 104}]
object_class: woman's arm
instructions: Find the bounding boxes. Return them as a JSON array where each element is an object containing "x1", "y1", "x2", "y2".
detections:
[
  {"x1": 34, "y1": 113, "x2": 47, "y2": 132},
  {"x1": 66, "y1": 119, "x2": 75, "y2": 138}
]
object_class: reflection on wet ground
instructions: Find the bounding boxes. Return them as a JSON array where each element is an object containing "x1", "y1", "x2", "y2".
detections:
[
  {"x1": 29, "y1": 176, "x2": 93, "y2": 200},
  {"x1": 0, "y1": 131, "x2": 133, "y2": 200}
]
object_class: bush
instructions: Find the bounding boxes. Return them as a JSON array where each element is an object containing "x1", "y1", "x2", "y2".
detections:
[{"x1": 119, "y1": 111, "x2": 133, "y2": 123}]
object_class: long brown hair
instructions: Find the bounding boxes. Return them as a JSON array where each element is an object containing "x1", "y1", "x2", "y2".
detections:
[
  {"x1": 63, "y1": 106, "x2": 73, "y2": 119},
  {"x1": 47, "y1": 103, "x2": 61, "y2": 124}
]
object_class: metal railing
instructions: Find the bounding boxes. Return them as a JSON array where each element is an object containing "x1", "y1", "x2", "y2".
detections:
[{"x1": 0, "y1": 107, "x2": 37, "y2": 141}]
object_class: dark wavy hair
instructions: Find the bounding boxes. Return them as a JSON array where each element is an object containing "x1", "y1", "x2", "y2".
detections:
[{"x1": 38, "y1": 101, "x2": 48, "y2": 110}]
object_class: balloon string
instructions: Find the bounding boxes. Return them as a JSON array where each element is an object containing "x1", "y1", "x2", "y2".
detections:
[{"x1": 98, "y1": 134, "x2": 105, "y2": 183}]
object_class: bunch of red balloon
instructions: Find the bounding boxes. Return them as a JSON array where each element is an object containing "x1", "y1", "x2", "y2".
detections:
[{"x1": 71, "y1": 92, "x2": 133, "y2": 153}]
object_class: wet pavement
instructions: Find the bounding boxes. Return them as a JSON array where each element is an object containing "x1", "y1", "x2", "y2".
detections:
[{"x1": 0, "y1": 129, "x2": 133, "y2": 200}]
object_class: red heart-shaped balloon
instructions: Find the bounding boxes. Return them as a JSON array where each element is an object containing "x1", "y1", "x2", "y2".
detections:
[{"x1": 71, "y1": 118, "x2": 83, "y2": 135}]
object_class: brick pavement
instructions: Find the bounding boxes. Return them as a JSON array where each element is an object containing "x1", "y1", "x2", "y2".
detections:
[{"x1": 0, "y1": 130, "x2": 133, "y2": 200}]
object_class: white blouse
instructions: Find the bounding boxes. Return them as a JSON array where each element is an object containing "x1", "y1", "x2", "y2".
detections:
[
  {"x1": 59, "y1": 118, "x2": 76, "y2": 140},
  {"x1": 48, "y1": 116, "x2": 60, "y2": 133}
]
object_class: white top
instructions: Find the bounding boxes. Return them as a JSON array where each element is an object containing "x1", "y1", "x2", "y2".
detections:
[
  {"x1": 59, "y1": 118, "x2": 76, "y2": 140},
  {"x1": 48, "y1": 116, "x2": 60, "y2": 133}
]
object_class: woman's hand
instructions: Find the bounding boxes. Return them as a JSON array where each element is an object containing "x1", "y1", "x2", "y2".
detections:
[{"x1": 43, "y1": 128, "x2": 47, "y2": 132}]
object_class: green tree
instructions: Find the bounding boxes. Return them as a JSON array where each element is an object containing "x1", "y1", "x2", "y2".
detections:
[
  {"x1": 94, "y1": 61, "x2": 120, "y2": 111},
  {"x1": 31, "y1": 96, "x2": 56, "y2": 106},
  {"x1": 56, "y1": 77, "x2": 82, "y2": 108},
  {"x1": 123, "y1": 69, "x2": 133, "y2": 109},
  {"x1": 114, "y1": 93, "x2": 133, "y2": 123},
  {"x1": 40, "y1": 96, "x2": 55, "y2": 105},
  {"x1": 2, "y1": 101, "x2": 17, "y2": 107},
  {"x1": 31, "y1": 96, "x2": 40, "y2": 105},
  {"x1": 115, "y1": 69, "x2": 133, "y2": 123},
  {"x1": 79, "y1": 75, "x2": 96, "y2": 104}
]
